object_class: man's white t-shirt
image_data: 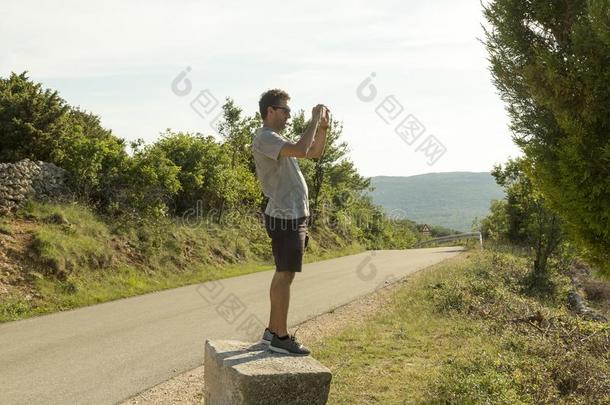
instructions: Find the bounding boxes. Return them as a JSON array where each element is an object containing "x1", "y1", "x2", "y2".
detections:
[{"x1": 252, "y1": 126, "x2": 310, "y2": 219}]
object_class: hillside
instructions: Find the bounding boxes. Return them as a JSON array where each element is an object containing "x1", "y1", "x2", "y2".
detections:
[
  {"x1": 0, "y1": 200, "x2": 373, "y2": 323},
  {"x1": 368, "y1": 172, "x2": 504, "y2": 232}
]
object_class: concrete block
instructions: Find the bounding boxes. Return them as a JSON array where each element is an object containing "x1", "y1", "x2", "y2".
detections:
[{"x1": 204, "y1": 339, "x2": 332, "y2": 405}]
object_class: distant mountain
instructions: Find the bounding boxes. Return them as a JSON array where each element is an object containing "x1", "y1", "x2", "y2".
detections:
[{"x1": 367, "y1": 172, "x2": 505, "y2": 232}]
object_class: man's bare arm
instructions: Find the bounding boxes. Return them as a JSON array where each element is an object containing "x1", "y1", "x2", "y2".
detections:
[
  {"x1": 306, "y1": 106, "x2": 330, "y2": 158},
  {"x1": 279, "y1": 105, "x2": 323, "y2": 158},
  {"x1": 306, "y1": 125, "x2": 327, "y2": 159}
]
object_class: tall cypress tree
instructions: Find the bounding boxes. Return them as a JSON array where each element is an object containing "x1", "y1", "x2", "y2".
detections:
[{"x1": 483, "y1": 0, "x2": 610, "y2": 274}]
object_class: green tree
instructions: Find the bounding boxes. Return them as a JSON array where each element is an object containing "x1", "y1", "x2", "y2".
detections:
[
  {"x1": 483, "y1": 0, "x2": 610, "y2": 274},
  {"x1": 152, "y1": 130, "x2": 261, "y2": 216},
  {"x1": 0, "y1": 72, "x2": 130, "y2": 208},
  {"x1": 0, "y1": 72, "x2": 70, "y2": 162},
  {"x1": 478, "y1": 200, "x2": 510, "y2": 241},
  {"x1": 0, "y1": 72, "x2": 418, "y2": 248},
  {"x1": 483, "y1": 158, "x2": 563, "y2": 287},
  {"x1": 52, "y1": 109, "x2": 128, "y2": 201},
  {"x1": 109, "y1": 140, "x2": 182, "y2": 218},
  {"x1": 217, "y1": 98, "x2": 261, "y2": 171}
]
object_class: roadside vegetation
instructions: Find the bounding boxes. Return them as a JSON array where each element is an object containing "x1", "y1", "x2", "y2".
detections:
[{"x1": 313, "y1": 249, "x2": 609, "y2": 404}]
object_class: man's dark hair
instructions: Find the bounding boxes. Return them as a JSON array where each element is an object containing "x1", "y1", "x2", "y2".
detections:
[{"x1": 259, "y1": 89, "x2": 290, "y2": 119}]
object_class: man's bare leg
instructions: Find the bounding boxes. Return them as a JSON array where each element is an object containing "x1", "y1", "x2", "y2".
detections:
[{"x1": 268, "y1": 271, "x2": 295, "y2": 337}]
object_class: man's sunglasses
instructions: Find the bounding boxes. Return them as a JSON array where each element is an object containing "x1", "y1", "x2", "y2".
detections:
[{"x1": 272, "y1": 105, "x2": 291, "y2": 115}]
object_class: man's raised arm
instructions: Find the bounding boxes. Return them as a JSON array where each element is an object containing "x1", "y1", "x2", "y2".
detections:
[
  {"x1": 306, "y1": 111, "x2": 329, "y2": 159},
  {"x1": 279, "y1": 105, "x2": 324, "y2": 158}
]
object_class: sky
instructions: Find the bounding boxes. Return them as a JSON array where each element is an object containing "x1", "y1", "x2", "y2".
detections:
[{"x1": 0, "y1": 0, "x2": 522, "y2": 177}]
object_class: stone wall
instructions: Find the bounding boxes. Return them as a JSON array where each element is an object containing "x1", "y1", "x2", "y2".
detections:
[{"x1": 0, "y1": 159, "x2": 71, "y2": 215}]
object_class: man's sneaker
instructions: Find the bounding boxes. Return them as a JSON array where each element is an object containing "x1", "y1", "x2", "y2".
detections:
[
  {"x1": 268, "y1": 334, "x2": 311, "y2": 356},
  {"x1": 261, "y1": 328, "x2": 275, "y2": 345}
]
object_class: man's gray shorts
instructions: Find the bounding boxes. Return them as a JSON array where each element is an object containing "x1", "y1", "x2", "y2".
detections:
[{"x1": 264, "y1": 214, "x2": 309, "y2": 272}]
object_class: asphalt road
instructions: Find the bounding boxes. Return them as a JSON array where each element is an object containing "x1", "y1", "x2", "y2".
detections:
[{"x1": 0, "y1": 247, "x2": 463, "y2": 405}]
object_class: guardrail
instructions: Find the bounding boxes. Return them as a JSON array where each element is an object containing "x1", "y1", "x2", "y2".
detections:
[{"x1": 415, "y1": 231, "x2": 483, "y2": 248}]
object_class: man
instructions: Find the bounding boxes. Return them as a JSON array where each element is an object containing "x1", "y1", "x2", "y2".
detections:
[{"x1": 251, "y1": 89, "x2": 329, "y2": 356}]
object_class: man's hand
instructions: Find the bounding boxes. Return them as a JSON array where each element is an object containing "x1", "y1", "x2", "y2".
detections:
[
  {"x1": 319, "y1": 106, "x2": 330, "y2": 129},
  {"x1": 305, "y1": 105, "x2": 330, "y2": 159},
  {"x1": 311, "y1": 104, "x2": 325, "y2": 123}
]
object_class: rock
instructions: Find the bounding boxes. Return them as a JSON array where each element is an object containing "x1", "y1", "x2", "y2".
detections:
[
  {"x1": 568, "y1": 290, "x2": 608, "y2": 322},
  {"x1": 568, "y1": 290, "x2": 586, "y2": 312},
  {"x1": 204, "y1": 340, "x2": 332, "y2": 405},
  {"x1": 0, "y1": 159, "x2": 70, "y2": 216},
  {"x1": 45, "y1": 213, "x2": 70, "y2": 226}
]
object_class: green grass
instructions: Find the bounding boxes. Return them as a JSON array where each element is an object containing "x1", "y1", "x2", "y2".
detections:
[
  {"x1": 1, "y1": 201, "x2": 367, "y2": 323},
  {"x1": 0, "y1": 220, "x2": 12, "y2": 235},
  {"x1": 17, "y1": 200, "x2": 115, "y2": 278},
  {"x1": 311, "y1": 250, "x2": 610, "y2": 404},
  {"x1": 31, "y1": 227, "x2": 114, "y2": 276}
]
